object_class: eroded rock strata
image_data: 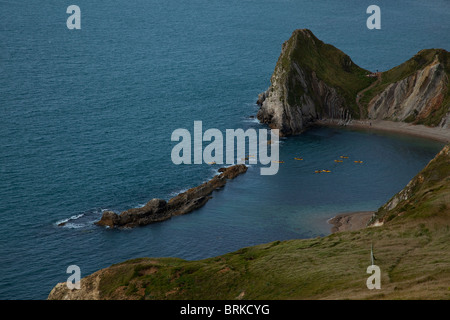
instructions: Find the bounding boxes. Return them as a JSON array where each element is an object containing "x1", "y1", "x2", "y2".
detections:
[{"x1": 367, "y1": 51, "x2": 449, "y2": 127}]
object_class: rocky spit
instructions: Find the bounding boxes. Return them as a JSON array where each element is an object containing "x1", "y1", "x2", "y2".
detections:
[{"x1": 93, "y1": 164, "x2": 248, "y2": 229}]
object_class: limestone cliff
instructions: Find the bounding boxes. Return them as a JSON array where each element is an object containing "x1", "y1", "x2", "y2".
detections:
[
  {"x1": 257, "y1": 29, "x2": 373, "y2": 136},
  {"x1": 365, "y1": 49, "x2": 450, "y2": 128},
  {"x1": 257, "y1": 30, "x2": 450, "y2": 135}
]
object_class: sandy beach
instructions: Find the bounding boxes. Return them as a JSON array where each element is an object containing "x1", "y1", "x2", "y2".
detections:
[
  {"x1": 328, "y1": 211, "x2": 375, "y2": 233},
  {"x1": 322, "y1": 118, "x2": 448, "y2": 233},
  {"x1": 316, "y1": 119, "x2": 450, "y2": 143}
]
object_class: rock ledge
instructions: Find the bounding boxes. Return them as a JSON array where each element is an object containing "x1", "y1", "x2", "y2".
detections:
[{"x1": 95, "y1": 164, "x2": 248, "y2": 228}]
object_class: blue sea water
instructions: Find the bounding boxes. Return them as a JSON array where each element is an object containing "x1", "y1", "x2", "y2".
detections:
[{"x1": 0, "y1": 0, "x2": 449, "y2": 299}]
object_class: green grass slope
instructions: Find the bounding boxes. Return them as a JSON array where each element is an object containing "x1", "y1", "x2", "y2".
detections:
[
  {"x1": 86, "y1": 146, "x2": 450, "y2": 300},
  {"x1": 371, "y1": 145, "x2": 450, "y2": 224}
]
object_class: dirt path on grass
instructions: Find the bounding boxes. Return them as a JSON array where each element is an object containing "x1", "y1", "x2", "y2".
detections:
[{"x1": 356, "y1": 72, "x2": 382, "y2": 118}]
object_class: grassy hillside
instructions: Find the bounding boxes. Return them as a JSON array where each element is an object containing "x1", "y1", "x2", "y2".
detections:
[
  {"x1": 53, "y1": 146, "x2": 449, "y2": 300},
  {"x1": 371, "y1": 145, "x2": 450, "y2": 224},
  {"x1": 278, "y1": 29, "x2": 375, "y2": 118}
]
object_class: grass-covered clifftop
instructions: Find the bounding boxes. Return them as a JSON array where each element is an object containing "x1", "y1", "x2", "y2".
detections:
[{"x1": 48, "y1": 145, "x2": 450, "y2": 300}]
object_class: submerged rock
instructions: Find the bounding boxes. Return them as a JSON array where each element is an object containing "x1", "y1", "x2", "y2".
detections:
[{"x1": 95, "y1": 164, "x2": 247, "y2": 229}]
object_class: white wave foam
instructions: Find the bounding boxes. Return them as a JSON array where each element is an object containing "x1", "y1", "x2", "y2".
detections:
[
  {"x1": 242, "y1": 117, "x2": 260, "y2": 124},
  {"x1": 71, "y1": 213, "x2": 84, "y2": 220},
  {"x1": 55, "y1": 213, "x2": 84, "y2": 226},
  {"x1": 62, "y1": 223, "x2": 84, "y2": 229},
  {"x1": 169, "y1": 188, "x2": 188, "y2": 197}
]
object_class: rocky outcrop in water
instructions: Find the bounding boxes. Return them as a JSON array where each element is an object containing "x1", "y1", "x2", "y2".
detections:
[{"x1": 95, "y1": 164, "x2": 248, "y2": 228}]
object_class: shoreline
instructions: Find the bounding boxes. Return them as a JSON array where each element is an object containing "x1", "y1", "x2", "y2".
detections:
[
  {"x1": 315, "y1": 119, "x2": 450, "y2": 143},
  {"x1": 327, "y1": 211, "x2": 375, "y2": 233}
]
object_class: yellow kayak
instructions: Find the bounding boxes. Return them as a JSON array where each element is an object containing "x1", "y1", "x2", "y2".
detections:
[
  {"x1": 294, "y1": 157, "x2": 304, "y2": 160},
  {"x1": 334, "y1": 160, "x2": 343, "y2": 163},
  {"x1": 354, "y1": 160, "x2": 363, "y2": 163},
  {"x1": 340, "y1": 156, "x2": 349, "y2": 159}
]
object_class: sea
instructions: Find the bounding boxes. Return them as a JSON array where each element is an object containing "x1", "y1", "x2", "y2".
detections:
[{"x1": 0, "y1": 0, "x2": 449, "y2": 299}]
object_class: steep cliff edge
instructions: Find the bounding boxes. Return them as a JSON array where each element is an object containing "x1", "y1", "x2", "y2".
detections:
[
  {"x1": 256, "y1": 29, "x2": 374, "y2": 136},
  {"x1": 257, "y1": 29, "x2": 450, "y2": 135},
  {"x1": 369, "y1": 144, "x2": 450, "y2": 226}
]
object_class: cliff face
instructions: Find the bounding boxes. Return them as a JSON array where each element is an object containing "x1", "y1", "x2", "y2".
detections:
[
  {"x1": 258, "y1": 30, "x2": 450, "y2": 135},
  {"x1": 365, "y1": 50, "x2": 450, "y2": 127},
  {"x1": 256, "y1": 29, "x2": 373, "y2": 136},
  {"x1": 369, "y1": 144, "x2": 450, "y2": 226}
]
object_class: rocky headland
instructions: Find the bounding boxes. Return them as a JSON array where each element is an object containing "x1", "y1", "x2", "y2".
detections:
[
  {"x1": 94, "y1": 164, "x2": 247, "y2": 229},
  {"x1": 256, "y1": 29, "x2": 449, "y2": 137}
]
